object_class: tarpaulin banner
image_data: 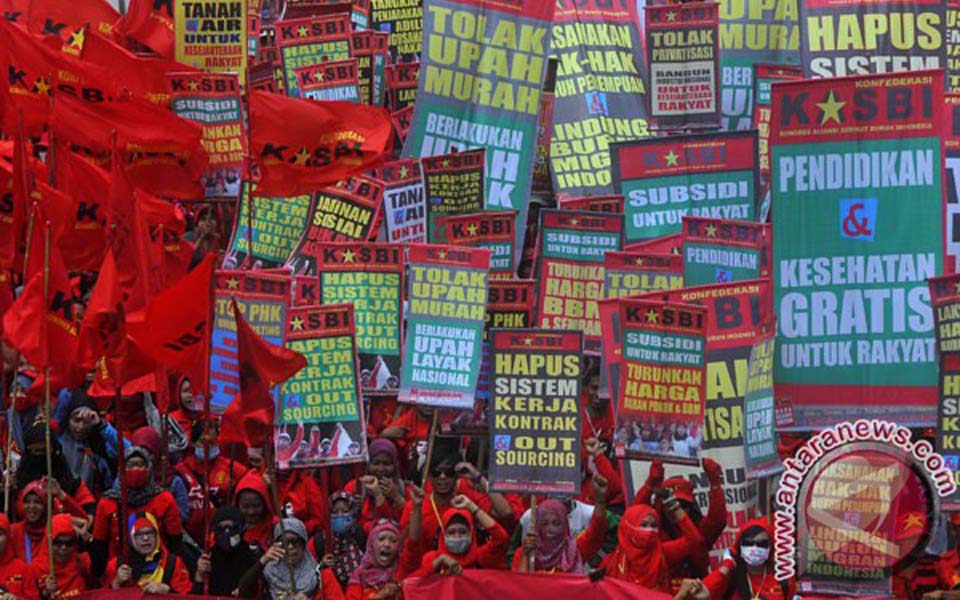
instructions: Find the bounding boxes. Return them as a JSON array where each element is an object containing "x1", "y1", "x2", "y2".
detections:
[
  {"x1": 624, "y1": 279, "x2": 773, "y2": 563},
  {"x1": 717, "y1": 0, "x2": 800, "y2": 131},
  {"x1": 210, "y1": 271, "x2": 290, "y2": 412},
  {"x1": 681, "y1": 217, "x2": 770, "y2": 287},
  {"x1": 294, "y1": 274, "x2": 318, "y2": 307},
  {"x1": 558, "y1": 195, "x2": 625, "y2": 214},
  {"x1": 168, "y1": 72, "x2": 245, "y2": 201},
  {"x1": 175, "y1": 0, "x2": 248, "y2": 84},
  {"x1": 277, "y1": 13, "x2": 352, "y2": 96},
  {"x1": 286, "y1": 177, "x2": 384, "y2": 275},
  {"x1": 293, "y1": 58, "x2": 361, "y2": 102},
  {"x1": 403, "y1": 570, "x2": 674, "y2": 600},
  {"x1": 536, "y1": 209, "x2": 623, "y2": 354},
  {"x1": 392, "y1": 105, "x2": 414, "y2": 145},
  {"x1": 370, "y1": 0, "x2": 422, "y2": 61},
  {"x1": 743, "y1": 327, "x2": 782, "y2": 478},
  {"x1": 399, "y1": 244, "x2": 491, "y2": 409},
  {"x1": 402, "y1": 0, "x2": 554, "y2": 256},
  {"x1": 604, "y1": 251, "x2": 683, "y2": 298},
  {"x1": 771, "y1": 71, "x2": 944, "y2": 429},
  {"x1": 277, "y1": 303, "x2": 367, "y2": 469},
  {"x1": 225, "y1": 185, "x2": 312, "y2": 269},
  {"x1": 352, "y1": 30, "x2": 388, "y2": 105},
  {"x1": 752, "y1": 63, "x2": 804, "y2": 198},
  {"x1": 385, "y1": 61, "x2": 419, "y2": 113},
  {"x1": 551, "y1": 0, "x2": 650, "y2": 197},
  {"x1": 479, "y1": 279, "x2": 537, "y2": 409},
  {"x1": 617, "y1": 298, "x2": 707, "y2": 463},
  {"x1": 489, "y1": 329, "x2": 582, "y2": 495},
  {"x1": 378, "y1": 158, "x2": 426, "y2": 244},
  {"x1": 799, "y1": 0, "x2": 946, "y2": 78},
  {"x1": 611, "y1": 131, "x2": 759, "y2": 243},
  {"x1": 444, "y1": 211, "x2": 516, "y2": 279},
  {"x1": 929, "y1": 273, "x2": 960, "y2": 508},
  {"x1": 316, "y1": 243, "x2": 404, "y2": 396},
  {"x1": 533, "y1": 59, "x2": 557, "y2": 193},
  {"x1": 949, "y1": 0, "x2": 960, "y2": 91},
  {"x1": 422, "y1": 149, "x2": 485, "y2": 243},
  {"x1": 645, "y1": 2, "x2": 720, "y2": 130},
  {"x1": 945, "y1": 94, "x2": 960, "y2": 270},
  {"x1": 627, "y1": 233, "x2": 683, "y2": 256}
]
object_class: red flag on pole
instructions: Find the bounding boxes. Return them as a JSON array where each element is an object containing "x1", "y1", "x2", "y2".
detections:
[
  {"x1": 249, "y1": 90, "x2": 393, "y2": 197},
  {"x1": 125, "y1": 253, "x2": 215, "y2": 396},
  {"x1": 219, "y1": 299, "x2": 306, "y2": 448},
  {"x1": 114, "y1": 0, "x2": 174, "y2": 57},
  {"x1": 0, "y1": 0, "x2": 119, "y2": 40}
]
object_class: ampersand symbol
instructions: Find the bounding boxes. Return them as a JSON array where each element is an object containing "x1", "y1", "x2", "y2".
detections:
[{"x1": 842, "y1": 202, "x2": 872, "y2": 237}]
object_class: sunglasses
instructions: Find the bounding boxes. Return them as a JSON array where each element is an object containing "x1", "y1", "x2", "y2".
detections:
[
  {"x1": 741, "y1": 539, "x2": 770, "y2": 549},
  {"x1": 430, "y1": 466, "x2": 456, "y2": 478},
  {"x1": 52, "y1": 538, "x2": 75, "y2": 548}
]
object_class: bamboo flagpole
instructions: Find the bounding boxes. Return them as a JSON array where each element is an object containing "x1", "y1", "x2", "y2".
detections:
[{"x1": 41, "y1": 221, "x2": 54, "y2": 577}]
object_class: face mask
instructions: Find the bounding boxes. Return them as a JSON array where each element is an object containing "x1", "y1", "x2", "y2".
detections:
[
  {"x1": 631, "y1": 529, "x2": 659, "y2": 550},
  {"x1": 741, "y1": 545, "x2": 770, "y2": 567},
  {"x1": 195, "y1": 445, "x2": 220, "y2": 461},
  {"x1": 126, "y1": 467, "x2": 150, "y2": 489},
  {"x1": 444, "y1": 536, "x2": 471, "y2": 555},
  {"x1": 331, "y1": 514, "x2": 354, "y2": 535}
]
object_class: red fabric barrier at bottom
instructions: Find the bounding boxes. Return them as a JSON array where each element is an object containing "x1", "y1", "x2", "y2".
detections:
[{"x1": 402, "y1": 569, "x2": 674, "y2": 600}]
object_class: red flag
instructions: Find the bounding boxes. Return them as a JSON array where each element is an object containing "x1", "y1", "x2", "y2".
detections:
[
  {"x1": 0, "y1": 0, "x2": 119, "y2": 40},
  {"x1": 0, "y1": 125, "x2": 30, "y2": 271},
  {"x1": 49, "y1": 94, "x2": 207, "y2": 199},
  {"x1": 52, "y1": 150, "x2": 107, "y2": 271},
  {"x1": 76, "y1": 249, "x2": 127, "y2": 380},
  {"x1": 126, "y1": 253, "x2": 214, "y2": 396},
  {"x1": 220, "y1": 299, "x2": 306, "y2": 448},
  {"x1": 115, "y1": 0, "x2": 174, "y2": 57},
  {"x1": 249, "y1": 90, "x2": 393, "y2": 197},
  {"x1": 2, "y1": 222, "x2": 81, "y2": 383},
  {"x1": 0, "y1": 270, "x2": 13, "y2": 337},
  {"x1": 107, "y1": 140, "x2": 156, "y2": 311}
]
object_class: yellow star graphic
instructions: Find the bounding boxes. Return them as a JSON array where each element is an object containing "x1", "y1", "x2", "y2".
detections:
[
  {"x1": 671, "y1": 247, "x2": 681, "y2": 256},
  {"x1": 291, "y1": 316, "x2": 304, "y2": 331},
  {"x1": 437, "y1": 249, "x2": 447, "y2": 260},
  {"x1": 666, "y1": 11, "x2": 676, "y2": 21},
  {"x1": 817, "y1": 91, "x2": 845, "y2": 126},
  {"x1": 441, "y1": 158, "x2": 450, "y2": 167},
  {"x1": 342, "y1": 249, "x2": 355, "y2": 263},
  {"x1": 467, "y1": 224, "x2": 478, "y2": 236},
  {"x1": 570, "y1": 218, "x2": 579, "y2": 225},
  {"x1": 903, "y1": 513, "x2": 925, "y2": 530},
  {"x1": 705, "y1": 224, "x2": 718, "y2": 237},
  {"x1": 635, "y1": 256, "x2": 646, "y2": 266},
  {"x1": 664, "y1": 150, "x2": 679, "y2": 167},
  {"x1": 398, "y1": 166, "x2": 409, "y2": 178},
  {"x1": 33, "y1": 78, "x2": 50, "y2": 95},
  {"x1": 188, "y1": 80, "x2": 200, "y2": 91},
  {"x1": 226, "y1": 278, "x2": 240, "y2": 290},
  {"x1": 297, "y1": 25, "x2": 308, "y2": 37},
  {"x1": 68, "y1": 28, "x2": 84, "y2": 49},
  {"x1": 523, "y1": 336, "x2": 533, "y2": 346},
  {"x1": 292, "y1": 147, "x2": 310, "y2": 166},
  {"x1": 645, "y1": 309, "x2": 659, "y2": 323},
  {"x1": 314, "y1": 70, "x2": 325, "y2": 81}
]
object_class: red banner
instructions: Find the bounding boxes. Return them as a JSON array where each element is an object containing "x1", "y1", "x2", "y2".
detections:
[{"x1": 404, "y1": 570, "x2": 672, "y2": 600}]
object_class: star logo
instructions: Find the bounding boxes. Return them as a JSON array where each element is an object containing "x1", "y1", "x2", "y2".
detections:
[
  {"x1": 342, "y1": 249, "x2": 355, "y2": 263},
  {"x1": 467, "y1": 224, "x2": 478, "y2": 236},
  {"x1": 297, "y1": 25, "x2": 308, "y2": 37},
  {"x1": 441, "y1": 158, "x2": 450, "y2": 167},
  {"x1": 291, "y1": 316, "x2": 304, "y2": 331},
  {"x1": 33, "y1": 77, "x2": 50, "y2": 95},
  {"x1": 570, "y1": 218, "x2": 579, "y2": 225},
  {"x1": 314, "y1": 70, "x2": 325, "y2": 81},
  {"x1": 225, "y1": 278, "x2": 240, "y2": 290},
  {"x1": 664, "y1": 150, "x2": 679, "y2": 167},
  {"x1": 437, "y1": 249, "x2": 447, "y2": 260},
  {"x1": 645, "y1": 309, "x2": 659, "y2": 323},
  {"x1": 817, "y1": 91, "x2": 845, "y2": 126},
  {"x1": 635, "y1": 256, "x2": 647, "y2": 266},
  {"x1": 188, "y1": 80, "x2": 200, "y2": 91},
  {"x1": 705, "y1": 224, "x2": 718, "y2": 237},
  {"x1": 398, "y1": 166, "x2": 409, "y2": 178},
  {"x1": 666, "y1": 10, "x2": 676, "y2": 21},
  {"x1": 67, "y1": 28, "x2": 84, "y2": 49},
  {"x1": 292, "y1": 147, "x2": 310, "y2": 166},
  {"x1": 523, "y1": 336, "x2": 533, "y2": 346}
]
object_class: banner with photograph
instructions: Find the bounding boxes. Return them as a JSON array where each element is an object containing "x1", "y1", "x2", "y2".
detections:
[
  {"x1": 682, "y1": 217, "x2": 769, "y2": 286},
  {"x1": 399, "y1": 244, "x2": 491, "y2": 409},
  {"x1": 225, "y1": 185, "x2": 312, "y2": 269},
  {"x1": 168, "y1": 72, "x2": 245, "y2": 201},
  {"x1": 277, "y1": 303, "x2": 367, "y2": 469},
  {"x1": 771, "y1": 71, "x2": 944, "y2": 428},
  {"x1": 536, "y1": 209, "x2": 623, "y2": 354},
  {"x1": 316, "y1": 243, "x2": 404, "y2": 396},
  {"x1": 611, "y1": 131, "x2": 759, "y2": 243},
  {"x1": 645, "y1": 2, "x2": 720, "y2": 130},
  {"x1": 422, "y1": 149, "x2": 485, "y2": 243},
  {"x1": 489, "y1": 329, "x2": 582, "y2": 495},
  {"x1": 175, "y1": 0, "x2": 248, "y2": 84},
  {"x1": 444, "y1": 211, "x2": 516, "y2": 279}
]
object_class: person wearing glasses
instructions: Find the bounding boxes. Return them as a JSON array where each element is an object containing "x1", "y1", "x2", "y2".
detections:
[
  {"x1": 105, "y1": 512, "x2": 191, "y2": 594},
  {"x1": 22, "y1": 514, "x2": 91, "y2": 600},
  {"x1": 259, "y1": 518, "x2": 344, "y2": 600}
]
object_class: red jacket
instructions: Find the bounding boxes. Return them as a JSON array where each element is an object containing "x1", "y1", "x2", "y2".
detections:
[
  {"x1": 176, "y1": 454, "x2": 248, "y2": 542},
  {"x1": 92, "y1": 492, "x2": 183, "y2": 559},
  {"x1": 279, "y1": 470, "x2": 327, "y2": 536}
]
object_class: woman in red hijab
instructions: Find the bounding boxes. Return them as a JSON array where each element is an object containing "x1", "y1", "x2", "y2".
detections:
[
  {"x1": 23, "y1": 514, "x2": 91, "y2": 600},
  {"x1": 235, "y1": 471, "x2": 276, "y2": 553},
  {"x1": 512, "y1": 475, "x2": 609, "y2": 573},
  {"x1": 599, "y1": 494, "x2": 703, "y2": 592},
  {"x1": 409, "y1": 495, "x2": 509, "y2": 577},
  {"x1": 11, "y1": 482, "x2": 53, "y2": 564},
  {"x1": 345, "y1": 520, "x2": 406, "y2": 600},
  {"x1": 0, "y1": 515, "x2": 27, "y2": 597}
]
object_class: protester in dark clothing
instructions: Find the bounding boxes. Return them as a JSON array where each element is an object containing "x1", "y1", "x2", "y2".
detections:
[{"x1": 193, "y1": 506, "x2": 259, "y2": 597}]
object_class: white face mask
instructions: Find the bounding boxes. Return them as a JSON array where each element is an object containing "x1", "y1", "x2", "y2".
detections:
[{"x1": 741, "y1": 545, "x2": 770, "y2": 567}]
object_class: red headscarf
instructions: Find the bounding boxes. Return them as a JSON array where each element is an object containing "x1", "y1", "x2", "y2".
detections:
[
  {"x1": 29, "y1": 514, "x2": 89, "y2": 597},
  {"x1": 733, "y1": 517, "x2": 773, "y2": 558},
  {"x1": 534, "y1": 499, "x2": 583, "y2": 574},
  {"x1": 602, "y1": 504, "x2": 669, "y2": 590},
  {"x1": 348, "y1": 520, "x2": 400, "y2": 588},
  {"x1": 418, "y1": 507, "x2": 480, "y2": 571},
  {"x1": 235, "y1": 471, "x2": 275, "y2": 551}
]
